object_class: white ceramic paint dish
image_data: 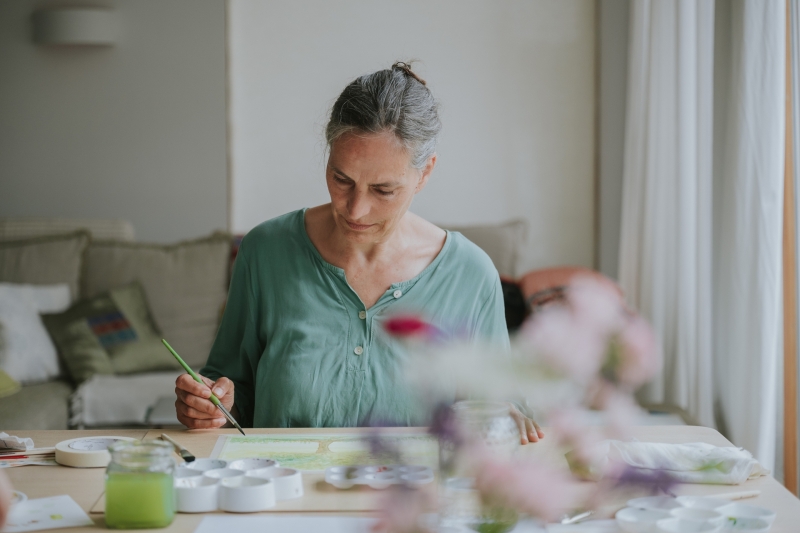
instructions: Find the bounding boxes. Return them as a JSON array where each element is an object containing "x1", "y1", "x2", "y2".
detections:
[
  {"x1": 675, "y1": 496, "x2": 731, "y2": 511},
  {"x1": 615, "y1": 507, "x2": 671, "y2": 533},
  {"x1": 247, "y1": 466, "x2": 303, "y2": 500},
  {"x1": 655, "y1": 517, "x2": 721, "y2": 533},
  {"x1": 218, "y1": 476, "x2": 275, "y2": 513},
  {"x1": 203, "y1": 468, "x2": 245, "y2": 480},
  {"x1": 670, "y1": 507, "x2": 725, "y2": 527},
  {"x1": 175, "y1": 476, "x2": 219, "y2": 513},
  {"x1": 185, "y1": 458, "x2": 228, "y2": 472},
  {"x1": 227, "y1": 458, "x2": 279, "y2": 472},
  {"x1": 719, "y1": 503, "x2": 776, "y2": 526},
  {"x1": 627, "y1": 496, "x2": 682, "y2": 512}
]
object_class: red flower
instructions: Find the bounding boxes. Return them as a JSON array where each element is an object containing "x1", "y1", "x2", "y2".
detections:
[{"x1": 384, "y1": 316, "x2": 433, "y2": 338}]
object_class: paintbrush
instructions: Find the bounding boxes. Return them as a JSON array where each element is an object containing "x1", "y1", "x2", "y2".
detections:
[
  {"x1": 161, "y1": 338, "x2": 246, "y2": 436},
  {"x1": 160, "y1": 434, "x2": 195, "y2": 463}
]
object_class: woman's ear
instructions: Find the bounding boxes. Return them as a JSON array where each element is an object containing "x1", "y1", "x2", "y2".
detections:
[{"x1": 415, "y1": 154, "x2": 437, "y2": 194}]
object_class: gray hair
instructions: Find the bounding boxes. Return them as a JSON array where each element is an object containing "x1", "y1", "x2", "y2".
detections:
[{"x1": 325, "y1": 62, "x2": 441, "y2": 170}]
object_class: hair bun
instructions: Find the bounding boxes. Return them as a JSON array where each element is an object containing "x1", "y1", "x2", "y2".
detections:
[{"x1": 392, "y1": 61, "x2": 427, "y2": 86}]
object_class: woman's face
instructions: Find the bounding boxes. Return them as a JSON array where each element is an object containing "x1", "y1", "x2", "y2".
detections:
[{"x1": 326, "y1": 131, "x2": 435, "y2": 244}]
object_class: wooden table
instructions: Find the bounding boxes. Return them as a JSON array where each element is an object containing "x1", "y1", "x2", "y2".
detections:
[{"x1": 5, "y1": 426, "x2": 800, "y2": 532}]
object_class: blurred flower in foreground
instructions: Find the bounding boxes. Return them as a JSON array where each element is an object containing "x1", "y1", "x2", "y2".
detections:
[
  {"x1": 472, "y1": 452, "x2": 579, "y2": 523},
  {"x1": 377, "y1": 276, "x2": 664, "y2": 530}
]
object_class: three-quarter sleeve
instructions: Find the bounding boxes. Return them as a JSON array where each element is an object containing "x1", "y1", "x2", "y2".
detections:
[{"x1": 200, "y1": 244, "x2": 263, "y2": 428}]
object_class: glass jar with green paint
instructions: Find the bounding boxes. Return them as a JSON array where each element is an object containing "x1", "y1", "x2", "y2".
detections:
[{"x1": 105, "y1": 440, "x2": 176, "y2": 529}]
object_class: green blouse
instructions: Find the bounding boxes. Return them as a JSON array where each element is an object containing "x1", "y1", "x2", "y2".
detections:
[{"x1": 201, "y1": 209, "x2": 509, "y2": 428}]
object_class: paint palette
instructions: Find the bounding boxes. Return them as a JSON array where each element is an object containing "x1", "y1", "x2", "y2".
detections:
[{"x1": 324, "y1": 464, "x2": 434, "y2": 489}]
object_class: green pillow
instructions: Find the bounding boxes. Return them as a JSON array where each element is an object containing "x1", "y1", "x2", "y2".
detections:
[{"x1": 42, "y1": 282, "x2": 181, "y2": 383}]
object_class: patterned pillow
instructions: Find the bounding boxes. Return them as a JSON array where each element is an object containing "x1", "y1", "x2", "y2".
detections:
[{"x1": 42, "y1": 282, "x2": 181, "y2": 384}]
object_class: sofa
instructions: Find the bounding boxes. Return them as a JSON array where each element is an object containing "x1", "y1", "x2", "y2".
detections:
[{"x1": 0, "y1": 216, "x2": 532, "y2": 430}]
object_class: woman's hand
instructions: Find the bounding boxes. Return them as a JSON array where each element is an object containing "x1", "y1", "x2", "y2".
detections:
[
  {"x1": 508, "y1": 403, "x2": 544, "y2": 445},
  {"x1": 175, "y1": 374, "x2": 235, "y2": 429}
]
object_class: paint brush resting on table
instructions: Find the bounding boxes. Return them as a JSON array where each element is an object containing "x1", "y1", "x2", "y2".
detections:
[
  {"x1": 161, "y1": 339, "x2": 246, "y2": 436},
  {"x1": 160, "y1": 434, "x2": 195, "y2": 463}
]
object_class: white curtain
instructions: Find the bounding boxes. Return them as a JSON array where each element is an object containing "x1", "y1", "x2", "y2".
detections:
[
  {"x1": 619, "y1": 0, "x2": 785, "y2": 470},
  {"x1": 618, "y1": 0, "x2": 716, "y2": 428},
  {"x1": 713, "y1": 0, "x2": 785, "y2": 472}
]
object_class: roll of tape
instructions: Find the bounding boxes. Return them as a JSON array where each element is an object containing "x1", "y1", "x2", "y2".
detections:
[{"x1": 55, "y1": 436, "x2": 137, "y2": 468}]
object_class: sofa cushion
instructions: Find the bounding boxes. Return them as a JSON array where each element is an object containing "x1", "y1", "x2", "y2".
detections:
[
  {"x1": 0, "y1": 283, "x2": 71, "y2": 384},
  {"x1": 0, "y1": 217, "x2": 134, "y2": 242},
  {"x1": 445, "y1": 219, "x2": 527, "y2": 278},
  {"x1": 70, "y1": 371, "x2": 183, "y2": 427},
  {"x1": 0, "y1": 379, "x2": 73, "y2": 430},
  {"x1": 43, "y1": 282, "x2": 181, "y2": 384},
  {"x1": 0, "y1": 231, "x2": 90, "y2": 300},
  {"x1": 82, "y1": 233, "x2": 231, "y2": 368}
]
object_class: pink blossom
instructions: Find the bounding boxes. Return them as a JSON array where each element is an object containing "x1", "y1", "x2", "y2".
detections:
[
  {"x1": 371, "y1": 486, "x2": 429, "y2": 533},
  {"x1": 602, "y1": 390, "x2": 638, "y2": 440},
  {"x1": 472, "y1": 454, "x2": 578, "y2": 522},
  {"x1": 616, "y1": 316, "x2": 661, "y2": 388},
  {"x1": 567, "y1": 276, "x2": 625, "y2": 337},
  {"x1": 548, "y1": 407, "x2": 607, "y2": 469},
  {"x1": 522, "y1": 306, "x2": 607, "y2": 382}
]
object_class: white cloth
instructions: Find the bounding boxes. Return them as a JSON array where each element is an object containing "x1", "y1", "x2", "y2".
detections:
[
  {"x1": 0, "y1": 283, "x2": 71, "y2": 384},
  {"x1": 69, "y1": 371, "x2": 183, "y2": 427},
  {"x1": 0, "y1": 432, "x2": 33, "y2": 451},
  {"x1": 599, "y1": 440, "x2": 770, "y2": 485}
]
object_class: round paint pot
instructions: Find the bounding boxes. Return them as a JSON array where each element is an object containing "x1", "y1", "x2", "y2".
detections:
[
  {"x1": 615, "y1": 507, "x2": 671, "y2": 533},
  {"x1": 228, "y1": 458, "x2": 279, "y2": 472},
  {"x1": 218, "y1": 476, "x2": 275, "y2": 513},
  {"x1": 203, "y1": 468, "x2": 245, "y2": 481},
  {"x1": 186, "y1": 458, "x2": 228, "y2": 472},
  {"x1": 175, "y1": 477, "x2": 219, "y2": 513},
  {"x1": 247, "y1": 467, "x2": 303, "y2": 500}
]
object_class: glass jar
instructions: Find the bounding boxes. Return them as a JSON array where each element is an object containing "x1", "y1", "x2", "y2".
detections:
[
  {"x1": 452, "y1": 400, "x2": 519, "y2": 458},
  {"x1": 105, "y1": 440, "x2": 175, "y2": 529},
  {"x1": 438, "y1": 401, "x2": 520, "y2": 532}
]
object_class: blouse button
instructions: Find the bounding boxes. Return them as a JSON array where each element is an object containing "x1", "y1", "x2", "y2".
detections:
[
  {"x1": 359, "y1": 311, "x2": 367, "y2": 320},
  {"x1": 354, "y1": 346, "x2": 364, "y2": 355},
  {"x1": 393, "y1": 289, "x2": 403, "y2": 299}
]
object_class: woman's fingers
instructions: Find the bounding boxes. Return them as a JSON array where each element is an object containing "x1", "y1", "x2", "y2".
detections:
[
  {"x1": 174, "y1": 373, "x2": 236, "y2": 428},
  {"x1": 175, "y1": 374, "x2": 211, "y2": 399},
  {"x1": 175, "y1": 410, "x2": 227, "y2": 429},
  {"x1": 209, "y1": 377, "x2": 235, "y2": 410},
  {"x1": 532, "y1": 418, "x2": 545, "y2": 439},
  {"x1": 507, "y1": 404, "x2": 529, "y2": 445},
  {"x1": 524, "y1": 417, "x2": 539, "y2": 443},
  {"x1": 506, "y1": 402, "x2": 544, "y2": 445}
]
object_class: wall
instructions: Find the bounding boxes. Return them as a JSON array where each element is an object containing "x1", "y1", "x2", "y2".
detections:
[
  {"x1": 598, "y1": 0, "x2": 629, "y2": 279},
  {"x1": 0, "y1": 0, "x2": 227, "y2": 243},
  {"x1": 229, "y1": 0, "x2": 596, "y2": 273}
]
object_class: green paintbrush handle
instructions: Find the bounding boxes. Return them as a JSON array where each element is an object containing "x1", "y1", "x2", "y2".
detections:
[{"x1": 162, "y1": 338, "x2": 222, "y2": 407}]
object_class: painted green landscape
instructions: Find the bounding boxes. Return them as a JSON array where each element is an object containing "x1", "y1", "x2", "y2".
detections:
[{"x1": 212, "y1": 433, "x2": 438, "y2": 472}]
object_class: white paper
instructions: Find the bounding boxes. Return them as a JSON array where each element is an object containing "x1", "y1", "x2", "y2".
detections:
[
  {"x1": 2, "y1": 495, "x2": 94, "y2": 532},
  {"x1": 194, "y1": 516, "x2": 376, "y2": 533}
]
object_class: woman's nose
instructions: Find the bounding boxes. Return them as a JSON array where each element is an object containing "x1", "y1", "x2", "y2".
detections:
[{"x1": 347, "y1": 190, "x2": 370, "y2": 220}]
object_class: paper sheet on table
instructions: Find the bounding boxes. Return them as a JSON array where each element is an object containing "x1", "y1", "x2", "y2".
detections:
[
  {"x1": 0, "y1": 433, "x2": 33, "y2": 452},
  {"x1": 193, "y1": 515, "x2": 375, "y2": 533},
  {"x1": 2, "y1": 495, "x2": 94, "y2": 532},
  {"x1": 210, "y1": 432, "x2": 438, "y2": 472}
]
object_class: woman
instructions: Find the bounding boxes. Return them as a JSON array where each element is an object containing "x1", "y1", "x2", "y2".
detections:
[{"x1": 175, "y1": 63, "x2": 543, "y2": 444}]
